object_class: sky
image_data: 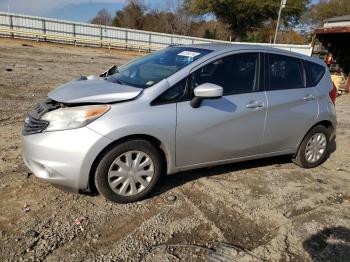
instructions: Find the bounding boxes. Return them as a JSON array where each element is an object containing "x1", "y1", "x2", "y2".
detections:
[
  {"x1": 0, "y1": 0, "x2": 321, "y2": 23},
  {"x1": 0, "y1": 0, "x2": 171, "y2": 22}
]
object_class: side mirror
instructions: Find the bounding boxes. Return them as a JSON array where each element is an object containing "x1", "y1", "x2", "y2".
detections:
[
  {"x1": 191, "y1": 83, "x2": 223, "y2": 108},
  {"x1": 100, "y1": 65, "x2": 118, "y2": 78}
]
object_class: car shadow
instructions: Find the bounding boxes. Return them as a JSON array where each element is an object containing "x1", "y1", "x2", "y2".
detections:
[
  {"x1": 150, "y1": 154, "x2": 292, "y2": 198},
  {"x1": 84, "y1": 138, "x2": 337, "y2": 199},
  {"x1": 329, "y1": 137, "x2": 337, "y2": 155},
  {"x1": 303, "y1": 226, "x2": 350, "y2": 261},
  {"x1": 81, "y1": 155, "x2": 292, "y2": 198},
  {"x1": 152, "y1": 137, "x2": 338, "y2": 198}
]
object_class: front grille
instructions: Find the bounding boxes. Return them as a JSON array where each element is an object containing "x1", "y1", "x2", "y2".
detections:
[
  {"x1": 22, "y1": 98, "x2": 60, "y2": 135},
  {"x1": 33, "y1": 103, "x2": 46, "y2": 117},
  {"x1": 23, "y1": 115, "x2": 49, "y2": 135},
  {"x1": 30, "y1": 99, "x2": 60, "y2": 119}
]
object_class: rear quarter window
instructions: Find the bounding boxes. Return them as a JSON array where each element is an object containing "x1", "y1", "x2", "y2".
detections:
[{"x1": 305, "y1": 61, "x2": 325, "y2": 87}]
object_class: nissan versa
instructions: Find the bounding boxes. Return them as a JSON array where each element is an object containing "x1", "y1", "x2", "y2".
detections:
[{"x1": 22, "y1": 44, "x2": 337, "y2": 203}]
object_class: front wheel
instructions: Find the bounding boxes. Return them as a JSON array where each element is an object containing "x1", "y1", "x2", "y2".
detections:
[
  {"x1": 94, "y1": 140, "x2": 162, "y2": 203},
  {"x1": 293, "y1": 125, "x2": 330, "y2": 168}
]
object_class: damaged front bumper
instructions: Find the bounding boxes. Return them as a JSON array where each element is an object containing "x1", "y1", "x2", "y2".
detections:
[{"x1": 22, "y1": 126, "x2": 112, "y2": 191}]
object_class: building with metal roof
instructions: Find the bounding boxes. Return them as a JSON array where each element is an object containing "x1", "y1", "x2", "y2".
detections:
[
  {"x1": 312, "y1": 14, "x2": 350, "y2": 92},
  {"x1": 324, "y1": 14, "x2": 350, "y2": 27}
]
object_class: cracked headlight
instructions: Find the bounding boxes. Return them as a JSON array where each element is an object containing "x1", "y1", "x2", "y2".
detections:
[{"x1": 42, "y1": 105, "x2": 110, "y2": 131}]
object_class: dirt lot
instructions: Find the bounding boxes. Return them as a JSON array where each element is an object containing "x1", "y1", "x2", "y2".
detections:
[{"x1": 0, "y1": 38, "x2": 349, "y2": 262}]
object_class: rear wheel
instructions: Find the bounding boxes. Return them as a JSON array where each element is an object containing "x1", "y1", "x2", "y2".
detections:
[
  {"x1": 95, "y1": 140, "x2": 162, "y2": 203},
  {"x1": 293, "y1": 125, "x2": 330, "y2": 168}
]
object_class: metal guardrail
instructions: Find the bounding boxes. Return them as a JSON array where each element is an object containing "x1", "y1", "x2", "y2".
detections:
[
  {"x1": 0, "y1": 28, "x2": 162, "y2": 51},
  {"x1": 0, "y1": 12, "x2": 312, "y2": 55}
]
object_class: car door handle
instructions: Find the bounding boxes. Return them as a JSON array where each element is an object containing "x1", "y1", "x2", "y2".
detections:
[
  {"x1": 303, "y1": 94, "x2": 316, "y2": 101},
  {"x1": 246, "y1": 101, "x2": 264, "y2": 109}
]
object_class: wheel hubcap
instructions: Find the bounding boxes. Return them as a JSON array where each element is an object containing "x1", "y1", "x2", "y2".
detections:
[
  {"x1": 305, "y1": 133, "x2": 327, "y2": 163},
  {"x1": 108, "y1": 151, "x2": 154, "y2": 196}
]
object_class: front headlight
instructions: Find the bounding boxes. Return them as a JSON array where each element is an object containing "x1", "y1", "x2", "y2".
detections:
[{"x1": 41, "y1": 105, "x2": 110, "y2": 131}]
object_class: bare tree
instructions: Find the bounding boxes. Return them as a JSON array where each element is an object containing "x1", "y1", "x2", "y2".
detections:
[
  {"x1": 112, "y1": 0, "x2": 146, "y2": 29},
  {"x1": 91, "y1": 8, "x2": 113, "y2": 26},
  {"x1": 89, "y1": 0, "x2": 306, "y2": 43}
]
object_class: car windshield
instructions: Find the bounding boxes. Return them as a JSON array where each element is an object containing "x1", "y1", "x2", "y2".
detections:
[{"x1": 108, "y1": 47, "x2": 212, "y2": 88}]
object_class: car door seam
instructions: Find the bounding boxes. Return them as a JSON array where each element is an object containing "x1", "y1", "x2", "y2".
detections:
[{"x1": 262, "y1": 90, "x2": 269, "y2": 145}]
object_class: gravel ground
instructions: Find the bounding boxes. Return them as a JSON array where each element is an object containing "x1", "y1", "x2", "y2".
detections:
[{"x1": 0, "y1": 38, "x2": 350, "y2": 262}]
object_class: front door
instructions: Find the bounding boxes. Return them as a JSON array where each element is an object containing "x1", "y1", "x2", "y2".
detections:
[{"x1": 176, "y1": 52, "x2": 267, "y2": 167}]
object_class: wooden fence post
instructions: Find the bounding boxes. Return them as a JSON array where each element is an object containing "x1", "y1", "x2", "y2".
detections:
[
  {"x1": 9, "y1": 14, "x2": 14, "y2": 38},
  {"x1": 148, "y1": 33, "x2": 151, "y2": 52},
  {"x1": 42, "y1": 19, "x2": 46, "y2": 41},
  {"x1": 100, "y1": 26, "x2": 103, "y2": 47},
  {"x1": 125, "y1": 30, "x2": 128, "y2": 50}
]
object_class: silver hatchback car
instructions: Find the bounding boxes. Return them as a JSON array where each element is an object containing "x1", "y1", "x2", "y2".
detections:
[{"x1": 22, "y1": 44, "x2": 337, "y2": 203}]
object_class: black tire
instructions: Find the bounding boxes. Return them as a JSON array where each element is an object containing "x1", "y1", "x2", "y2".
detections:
[
  {"x1": 292, "y1": 125, "x2": 330, "y2": 168},
  {"x1": 94, "y1": 140, "x2": 162, "y2": 203}
]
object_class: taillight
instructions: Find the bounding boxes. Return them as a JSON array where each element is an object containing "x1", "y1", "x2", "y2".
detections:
[{"x1": 329, "y1": 83, "x2": 337, "y2": 105}]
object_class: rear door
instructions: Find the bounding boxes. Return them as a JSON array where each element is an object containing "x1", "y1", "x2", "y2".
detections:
[
  {"x1": 263, "y1": 53, "x2": 318, "y2": 152},
  {"x1": 176, "y1": 52, "x2": 267, "y2": 167}
]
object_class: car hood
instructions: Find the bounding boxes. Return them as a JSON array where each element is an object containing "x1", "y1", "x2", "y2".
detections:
[{"x1": 48, "y1": 78, "x2": 142, "y2": 104}]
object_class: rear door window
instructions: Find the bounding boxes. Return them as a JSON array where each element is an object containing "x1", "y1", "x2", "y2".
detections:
[
  {"x1": 305, "y1": 61, "x2": 325, "y2": 87},
  {"x1": 267, "y1": 54, "x2": 305, "y2": 91}
]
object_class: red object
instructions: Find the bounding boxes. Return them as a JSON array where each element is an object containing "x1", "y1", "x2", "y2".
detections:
[
  {"x1": 329, "y1": 83, "x2": 337, "y2": 105},
  {"x1": 325, "y1": 53, "x2": 333, "y2": 65}
]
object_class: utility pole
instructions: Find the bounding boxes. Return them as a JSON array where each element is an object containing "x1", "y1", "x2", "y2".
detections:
[{"x1": 274, "y1": 0, "x2": 287, "y2": 44}]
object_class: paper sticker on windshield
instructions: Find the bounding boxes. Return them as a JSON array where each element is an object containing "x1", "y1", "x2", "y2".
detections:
[
  {"x1": 146, "y1": 80, "x2": 155, "y2": 86},
  {"x1": 177, "y1": 51, "x2": 201, "y2": 58}
]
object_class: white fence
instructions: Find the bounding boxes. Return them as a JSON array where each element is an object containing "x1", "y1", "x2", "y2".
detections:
[{"x1": 0, "y1": 12, "x2": 312, "y2": 55}]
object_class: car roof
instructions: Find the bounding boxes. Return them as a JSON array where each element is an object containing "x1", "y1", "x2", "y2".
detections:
[
  {"x1": 177, "y1": 43, "x2": 298, "y2": 53},
  {"x1": 175, "y1": 43, "x2": 322, "y2": 65}
]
